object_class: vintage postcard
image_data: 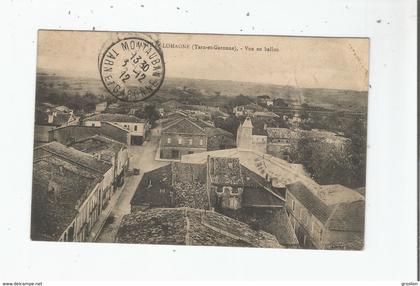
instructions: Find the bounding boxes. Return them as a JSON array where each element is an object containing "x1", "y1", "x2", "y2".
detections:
[{"x1": 32, "y1": 30, "x2": 368, "y2": 250}]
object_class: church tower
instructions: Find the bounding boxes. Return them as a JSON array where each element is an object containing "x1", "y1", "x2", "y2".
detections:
[{"x1": 236, "y1": 117, "x2": 253, "y2": 149}]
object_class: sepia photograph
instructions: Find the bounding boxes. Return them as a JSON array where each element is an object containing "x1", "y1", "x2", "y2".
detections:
[{"x1": 32, "y1": 30, "x2": 369, "y2": 250}]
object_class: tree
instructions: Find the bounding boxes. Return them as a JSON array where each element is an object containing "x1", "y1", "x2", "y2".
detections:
[
  {"x1": 344, "y1": 118, "x2": 367, "y2": 187},
  {"x1": 140, "y1": 105, "x2": 160, "y2": 126},
  {"x1": 213, "y1": 115, "x2": 240, "y2": 136}
]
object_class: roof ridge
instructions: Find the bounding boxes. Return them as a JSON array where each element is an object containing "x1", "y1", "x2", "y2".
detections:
[
  {"x1": 160, "y1": 117, "x2": 185, "y2": 131},
  {"x1": 34, "y1": 141, "x2": 55, "y2": 150},
  {"x1": 38, "y1": 144, "x2": 111, "y2": 174},
  {"x1": 200, "y1": 214, "x2": 256, "y2": 246},
  {"x1": 101, "y1": 121, "x2": 130, "y2": 132},
  {"x1": 37, "y1": 158, "x2": 101, "y2": 181},
  {"x1": 179, "y1": 117, "x2": 205, "y2": 131},
  {"x1": 162, "y1": 117, "x2": 207, "y2": 134},
  {"x1": 184, "y1": 207, "x2": 192, "y2": 245}
]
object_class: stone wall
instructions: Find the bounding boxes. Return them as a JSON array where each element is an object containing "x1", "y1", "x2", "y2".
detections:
[{"x1": 160, "y1": 146, "x2": 207, "y2": 160}]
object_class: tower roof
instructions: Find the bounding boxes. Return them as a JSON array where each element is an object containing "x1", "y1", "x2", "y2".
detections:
[{"x1": 242, "y1": 117, "x2": 253, "y2": 128}]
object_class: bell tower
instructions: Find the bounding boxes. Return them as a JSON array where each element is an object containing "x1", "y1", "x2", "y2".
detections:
[{"x1": 237, "y1": 117, "x2": 253, "y2": 149}]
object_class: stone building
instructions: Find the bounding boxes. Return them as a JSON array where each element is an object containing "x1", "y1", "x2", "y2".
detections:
[
  {"x1": 69, "y1": 135, "x2": 129, "y2": 207},
  {"x1": 204, "y1": 155, "x2": 298, "y2": 247},
  {"x1": 48, "y1": 122, "x2": 130, "y2": 146},
  {"x1": 159, "y1": 117, "x2": 208, "y2": 160},
  {"x1": 83, "y1": 113, "x2": 150, "y2": 145},
  {"x1": 236, "y1": 117, "x2": 267, "y2": 153},
  {"x1": 34, "y1": 103, "x2": 79, "y2": 144},
  {"x1": 285, "y1": 182, "x2": 365, "y2": 250},
  {"x1": 32, "y1": 142, "x2": 113, "y2": 242},
  {"x1": 159, "y1": 117, "x2": 234, "y2": 160},
  {"x1": 181, "y1": 148, "x2": 364, "y2": 250},
  {"x1": 206, "y1": 157, "x2": 244, "y2": 210},
  {"x1": 266, "y1": 127, "x2": 300, "y2": 161}
]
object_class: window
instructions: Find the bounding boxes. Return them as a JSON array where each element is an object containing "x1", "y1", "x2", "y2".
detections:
[
  {"x1": 91, "y1": 123, "x2": 95, "y2": 127},
  {"x1": 291, "y1": 200, "x2": 295, "y2": 211},
  {"x1": 134, "y1": 125, "x2": 138, "y2": 131},
  {"x1": 189, "y1": 138, "x2": 193, "y2": 145},
  {"x1": 319, "y1": 228, "x2": 323, "y2": 241},
  {"x1": 178, "y1": 138, "x2": 183, "y2": 144},
  {"x1": 199, "y1": 139, "x2": 203, "y2": 145},
  {"x1": 167, "y1": 138, "x2": 171, "y2": 144}
]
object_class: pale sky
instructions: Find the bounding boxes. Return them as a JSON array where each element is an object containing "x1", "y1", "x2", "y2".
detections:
[{"x1": 37, "y1": 30, "x2": 369, "y2": 91}]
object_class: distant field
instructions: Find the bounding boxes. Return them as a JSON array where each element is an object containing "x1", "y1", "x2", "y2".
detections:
[
  {"x1": 163, "y1": 77, "x2": 368, "y2": 112},
  {"x1": 36, "y1": 73, "x2": 108, "y2": 97},
  {"x1": 36, "y1": 72, "x2": 368, "y2": 113}
]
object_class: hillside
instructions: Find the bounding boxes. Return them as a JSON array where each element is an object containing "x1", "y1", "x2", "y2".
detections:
[{"x1": 35, "y1": 72, "x2": 368, "y2": 113}]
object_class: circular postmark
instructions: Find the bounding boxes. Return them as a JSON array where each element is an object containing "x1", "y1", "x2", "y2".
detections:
[{"x1": 99, "y1": 37, "x2": 165, "y2": 102}]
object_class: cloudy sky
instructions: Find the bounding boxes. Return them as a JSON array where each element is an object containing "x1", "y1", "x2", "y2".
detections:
[{"x1": 37, "y1": 30, "x2": 369, "y2": 91}]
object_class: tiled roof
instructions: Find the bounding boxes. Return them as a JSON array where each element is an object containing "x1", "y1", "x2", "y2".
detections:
[
  {"x1": 209, "y1": 157, "x2": 243, "y2": 185},
  {"x1": 286, "y1": 182, "x2": 332, "y2": 224},
  {"x1": 326, "y1": 200, "x2": 365, "y2": 232},
  {"x1": 130, "y1": 165, "x2": 173, "y2": 208},
  {"x1": 172, "y1": 181, "x2": 209, "y2": 210},
  {"x1": 54, "y1": 113, "x2": 73, "y2": 125},
  {"x1": 189, "y1": 118, "x2": 214, "y2": 129},
  {"x1": 266, "y1": 128, "x2": 300, "y2": 139},
  {"x1": 205, "y1": 127, "x2": 233, "y2": 137},
  {"x1": 159, "y1": 114, "x2": 185, "y2": 126},
  {"x1": 253, "y1": 111, "x2": 279, "y2": 118},
  {"x1": 69, "y1": 135, "x2": 127, "y2": 161},
  {"x1": 218, "y1": 207, "x2": 298, "y2": 248},
  {"x1": 84, "y1": 113, "x2": 146, "y2": 123},
  {"x1": 31, "y1": 158, "x2": 101, "y2": 241},
  {"x1": 241, "y1": 166, "x2": 284, "y2": 207},
  {"x1": 286, "y1": 182, "x2": 365, "y2": 233},
  {"x1": 162, "y1": 118, "x2": 207, "y2": 135},
  {"x1": 102, "y1": 121, "x2": 130, "y2": 132},
  {"x1": 318, "y1": 184, "x2": 364, "y2": 205},
  {"x1": 131, "y1": 164, "x2": 209, "y2": 209},
  {"x1": 181, "y1": 148, "x2": 318, "y2": 190},
  {"x1": 116, "y1": 208, "x2": 281, "y2": 248},
  {"x1": 34, "y1": 141, "x2": 112, "y2": 174}
]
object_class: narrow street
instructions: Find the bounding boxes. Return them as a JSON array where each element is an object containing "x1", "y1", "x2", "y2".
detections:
[{"x1": 95, "y1": 135, "x2": 168, "y2": 243}]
